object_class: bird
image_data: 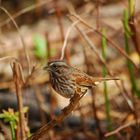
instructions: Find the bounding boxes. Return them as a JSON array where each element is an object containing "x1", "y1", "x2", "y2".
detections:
[{"x1": 43, "y1": 60, "x2": 119, "y2": 98}]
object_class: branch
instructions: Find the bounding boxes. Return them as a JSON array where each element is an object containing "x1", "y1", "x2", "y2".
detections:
[
  {"x1": 0, "y1": 6, "x2": 31, "y2": 74},
  {"x1": 69, "y1": 13, "x2": 138, "y2": 70},
  {"x1": 105, "y1": 118, "x2": 140, "y2": 137},
  {"x1": 11, "y1": 61, "x2": 26, "y2": 140},
  {"x1": 60, "y1": 20, "x2": 79, "y2": 60},
  {"x1": 0, "y1": 0, "x2": 52, "y2": 27}
]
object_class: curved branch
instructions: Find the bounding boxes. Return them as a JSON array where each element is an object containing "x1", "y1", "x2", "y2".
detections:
[
  {"x1": 0, "y1": 6, "x2": 31, "y2": 74},
  {"x1": 60, "y1": 20, "x2": 79, "y2": 60}
]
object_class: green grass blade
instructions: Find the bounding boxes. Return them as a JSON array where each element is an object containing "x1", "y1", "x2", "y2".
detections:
[
  {"x1": 123, "y1": 9, "x2": 140, "y2": 97},
  {"x1": 101, "y1": 29, "x2": 114, "y2": 140}
]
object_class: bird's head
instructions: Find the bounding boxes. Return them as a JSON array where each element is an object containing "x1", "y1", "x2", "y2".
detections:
[{"x1": 43, "y1": 60, "x2": 69, "y2": 74}]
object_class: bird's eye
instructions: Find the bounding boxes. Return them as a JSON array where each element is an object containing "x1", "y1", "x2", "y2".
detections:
[{"x1": 52, "y1": 64, "x2": 57, "y2": 68}]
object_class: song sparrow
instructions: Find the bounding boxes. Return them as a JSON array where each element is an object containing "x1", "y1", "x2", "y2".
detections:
[{"x1": 44, "y1": 60, "x2": 118, "y2": 98}]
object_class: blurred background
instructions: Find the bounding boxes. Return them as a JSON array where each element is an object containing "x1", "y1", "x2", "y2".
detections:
[{"x1": 0, "y1": 0, "x2": 140, "y2": 140}]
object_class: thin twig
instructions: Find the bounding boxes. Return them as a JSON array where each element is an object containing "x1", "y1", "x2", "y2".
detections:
[
  {"x1": 53, "y1": 0, "x2": 69, "y2": 62},
  {"x1": 60, "y1": 20, "x2": 79, "y2": 60},
  {"x1": 69, "y1": 13, "x2": 138, "y2": 69},
  {"x1": 0, "y1": 0, "x2": 52, "y2": 27},
  {"x1": 11, "y1": 61, "x2": 26, "y2": 140},
  {"x1": 129, "y1": 15, "x2": 140, "y2": 56},
  {"x1": 96, "y1": 0, "x2": 100, "y2": 29},
  {"x1": 53, "y1": 0, "x2": 64, "y2": 42},
  {"x1": 105, "y1": 119, "x2": 140, "y2": 137},
  {"x1": 0, "y1": 56, "x2": 17, "y2": 61},
  {"x1": 0, "y1": 7, "x2": 31, "y2": 74}
]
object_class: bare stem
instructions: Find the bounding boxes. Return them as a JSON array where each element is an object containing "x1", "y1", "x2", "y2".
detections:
[
  {"x1": 105, "y1": 118, "x2": 140, "y2": 137},
  {"x1": 0, "y1": 6, "x2": 31, "y2": 74},
  {"x1": 12, "y1": 61, "x2": 25, "y2": 140},
  {"x1": 69, "y1": 13, "x2": 138, "y2": 69},
  {"x1": 0, "y1": 0, "x2": 52, "y2": 27},
  {"x1": 60, "y1": 20, "x2": 79, "y2": 60}
]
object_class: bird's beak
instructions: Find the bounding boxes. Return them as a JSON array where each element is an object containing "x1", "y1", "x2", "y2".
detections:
[{"x1": 43, "y1": 65, "x2": 49, "y2": 70}]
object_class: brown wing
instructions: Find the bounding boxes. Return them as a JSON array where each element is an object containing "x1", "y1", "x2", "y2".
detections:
[
  {"x1": 68, "y1": 67, "x2": 119, "y2": 87},
  {"x1": 75, "y1": 75, "x2": 96, "y2": 87},
  {"x1": 69, "y1": 68, "x2": 96, "y2": 87}
]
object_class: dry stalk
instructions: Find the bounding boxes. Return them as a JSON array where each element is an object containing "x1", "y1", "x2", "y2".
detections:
[
  {"x1": 60, "y1": 20, "x2": 79, "y2": 60},
  {"x1": 0, "y1": 56, "x2": 17, "y2": 62},
  {"x1": 129, "y1": 17, "x2": 140, "y2": 56},
  {"x1": 53, "y1": 0, "x2": 70, "y2": 63},
  {"x1": 0, "y1": 6, "x2": 31, "y2": 74},
  {"x1": 105, "y1": 118, "x2": 140, "y2": 137},
  {"x1": 96, "y1": 0, "x2": 100, "y2": 29},
  {"x1": 28, "y1": 93, "x2": 85, "y2": 140},
  {"x1": 0, "y1": 0, "x2": 52, "y2": 27},
  {"x1": 11, "y1": 61, "x2": 26, "y2": 140},
  {"x1": 53, "y1": 0, "x2": 64, "y2": 43},
  {"x1": 69, "y1": 13, "x2": 138, "y2": 70}
]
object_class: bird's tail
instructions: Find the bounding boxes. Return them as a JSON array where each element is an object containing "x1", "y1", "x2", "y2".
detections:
[{"x1": 92, "y1": 77, "x2": 120, "y2": 86}]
